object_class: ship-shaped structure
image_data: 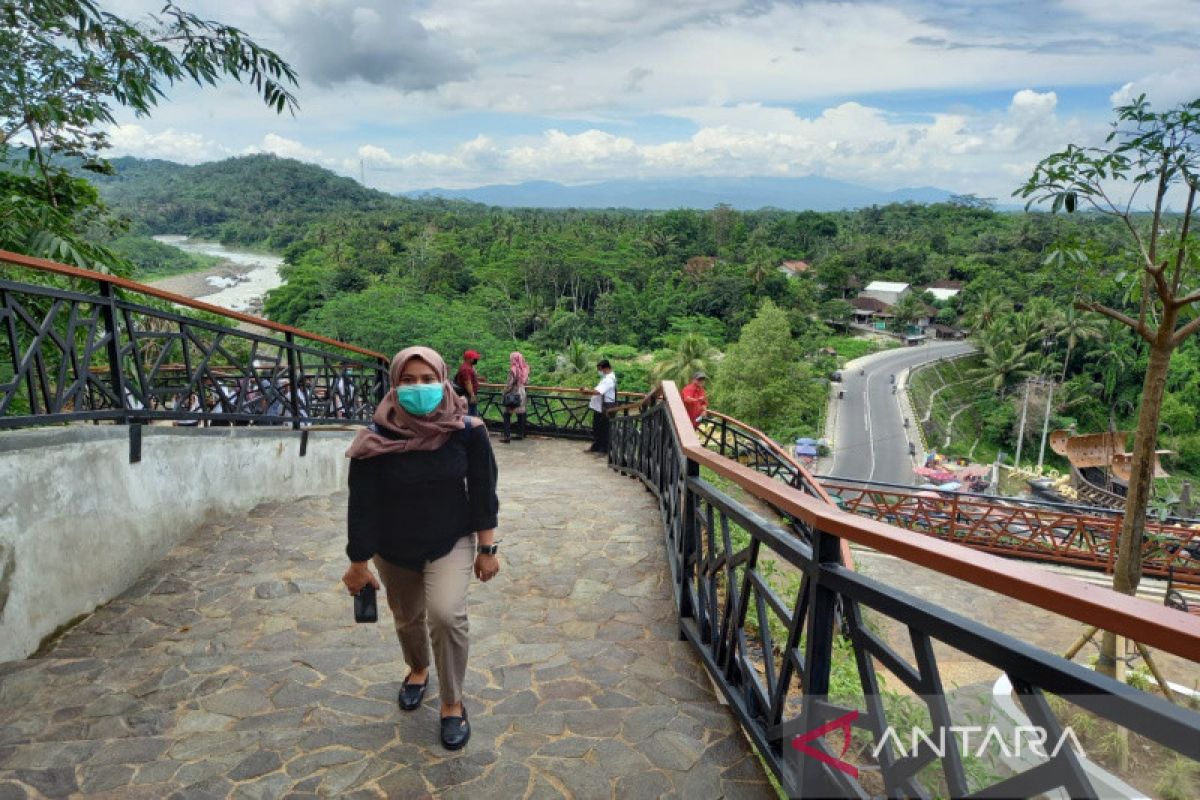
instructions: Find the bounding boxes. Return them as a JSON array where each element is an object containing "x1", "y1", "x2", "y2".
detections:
[{"x1": 1039, "y1": 429, "x2": 1174, "y2": 509}]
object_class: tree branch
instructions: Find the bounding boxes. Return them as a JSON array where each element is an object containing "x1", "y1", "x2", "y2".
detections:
[
  {"x1": 1148, "y1": 149, "x2": 1170, "y2": 267},
  {"x1": 1173, "y1": 313, "x2": 1200, "y2": 347},
  {"x1": 1076, "y1": 300, "x2": 1154, "y2": 343},
  {"x1": 1175, "y1": 289, "x2": 1200, "y2": 307},
  {"x1": 1148, "y1": 258, "x2": 1173, "y2": 304},
  {"x1": 1169, "y1": 183, "x2": 1196, "y2": 297},
  {"x1": 1095, "y1": 183, "x2": 1153, "y2": 271}
]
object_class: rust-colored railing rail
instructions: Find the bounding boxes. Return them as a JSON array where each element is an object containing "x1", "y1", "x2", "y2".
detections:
[
  {"x1": 0, "y1": 249, "x2": 389, "y2": 361},
  {"x1": 2, "y1": 249, "x2": 390, "y2": 427},
  {"x1": 824, "y1": 479, "x2": 1200, "y2": 588},
  {"x1": 653, "y1": 381, "x2": 1200, "y2": 664}
]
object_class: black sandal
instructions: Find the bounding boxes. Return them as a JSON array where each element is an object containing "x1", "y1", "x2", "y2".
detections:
[
  {"x1": 440, "y1": 705, "x2": 470, "y2": 750},
  {"x1": 398, "y1": 675, "x2": 428, "y2": 711}
]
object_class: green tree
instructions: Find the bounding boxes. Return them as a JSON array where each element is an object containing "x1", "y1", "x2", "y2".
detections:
[
  {"x1": 1, "y1": 0, "x2": 297, "y2": 268},
  {"x1": 711, "y1": 299, "x2": 823, "y2": 438},
  {"x1": 1018, "y1": 94, "x2": 1200, "y2": 677},
  {"x1": 651, "y1": 333, "x2": 719, "y2": 386},
  {"x1": 554, "y1": 339, "x2": 591, "y2": 376},
  {"x1": 892, "y1": 291, "x2": 926, "y2": 330},
  {"x1": 969, "y1": 335, "x2": 1034, "y2": 396},
  {"x1": 964, "y1": 288, "x2": 1012, "y2": 332},
  {"x1": 820, "y1": 298, "x2": 855, "y2": 326},
  {"x1": 1055, "y1": 307, "x2": 1104, "y2": 381},
  {"x1": 1095, "y1": 339, "x2": 1133, "y2": 405}
]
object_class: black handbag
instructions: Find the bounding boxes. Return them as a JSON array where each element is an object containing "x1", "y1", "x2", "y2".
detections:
[{"x1": 502, "y1": 390, "x2": 522, "y2": 408}]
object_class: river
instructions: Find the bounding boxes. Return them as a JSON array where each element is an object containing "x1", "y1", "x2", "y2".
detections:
[{"x1": 150, "y1": 235, "x2": 284, "y2": 315}]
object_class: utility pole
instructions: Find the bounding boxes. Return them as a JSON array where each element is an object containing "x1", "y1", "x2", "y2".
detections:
[
  {"x1": 359, "y1": 159, "x2": 365, "y2": 185},
  {"x1": 1037, "y1": 378, "x2": 1055, "y2": 472},
  {"x1": 1013, "y1": 378, "x2": 1031, "y2": 469}
]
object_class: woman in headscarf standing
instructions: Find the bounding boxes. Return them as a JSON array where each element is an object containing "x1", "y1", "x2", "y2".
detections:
[
  {"x1": 342, "y1": 346, "x2": 500, "y2": 751},
  {"x1": 500, "y1": 351, "x2": 530, "y2": 443}
]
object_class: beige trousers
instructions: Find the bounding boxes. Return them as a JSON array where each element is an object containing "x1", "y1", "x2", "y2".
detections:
[{"x1": 373, "y1": 534, "x2": 475, "y2": 705}]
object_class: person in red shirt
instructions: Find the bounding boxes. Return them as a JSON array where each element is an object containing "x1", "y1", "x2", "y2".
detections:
[
  {"x1": 454, "y1": 349, "x2": 482, "y2": 416},
  {"x1": 680, "y1": 371, "x2": 709, "y2": 429}
]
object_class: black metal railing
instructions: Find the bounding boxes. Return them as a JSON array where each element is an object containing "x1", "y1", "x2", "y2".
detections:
[
  {"x1": 2, "y1": 254, "x2": 388, "y2": 428},
  {"x1": 611, "y1": 386, "x2": 1200, "y2": 799},
  {"x1": 475, "y1": 384, "x2": 642, "y2": 439},
  {"x1": 699, "y1": 411, "x2": 830, "y2": 501}
]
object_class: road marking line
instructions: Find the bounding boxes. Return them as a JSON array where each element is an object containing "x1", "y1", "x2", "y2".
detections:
[{"x1": 865, "y1": 369, "x2": 876, "y2": 483}]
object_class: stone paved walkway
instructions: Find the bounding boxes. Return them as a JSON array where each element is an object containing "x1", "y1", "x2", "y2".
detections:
[{"x1": 0, "y1": 438, "x2": 771, "y2": 799}]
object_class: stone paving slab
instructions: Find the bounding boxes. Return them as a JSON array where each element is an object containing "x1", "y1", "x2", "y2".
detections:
[{"x1": 0, "y1": 438, "x2": 772, "y2": 798}]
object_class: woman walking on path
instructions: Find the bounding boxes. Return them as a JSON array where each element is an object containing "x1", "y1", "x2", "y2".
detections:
[
  {"x1": 341, "y1": 346, "x2": 500, "y2": 751},
  {"x1": 500, "y1": 351, "x2": 530, "y2": 443}
]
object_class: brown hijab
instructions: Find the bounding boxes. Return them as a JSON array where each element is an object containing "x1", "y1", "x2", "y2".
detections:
[{"x1": 346, "y1": 346, "x2": 470, "y2": 459}]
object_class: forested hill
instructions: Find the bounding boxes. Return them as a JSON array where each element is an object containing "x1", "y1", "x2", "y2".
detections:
[
  {"x1": 66, "y1": 151, "x2": 1200, "y2": 476},
  {"x1": 92, "y1": 154, "x2": 424, "y2": 247},
  {"x1": 404, "y1": 176, "x2": 955, "y2": 211}
]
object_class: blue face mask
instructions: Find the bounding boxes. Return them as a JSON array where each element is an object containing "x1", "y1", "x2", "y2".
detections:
[{"x1": 396, "y1": 383, "x2": 444, "y2": 416}]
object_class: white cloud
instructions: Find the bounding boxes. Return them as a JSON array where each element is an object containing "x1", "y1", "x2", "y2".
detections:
[
  {"x1": 107, "y1": 125, "x2": 230, "y2": 163},
  {"x1": 1110, "y1": 64, "x2": 1200, "y2": 107},
  {"x1": 1009, "y1": 89, "x2": 1057, "y2": 116},
  {"x1": 247, "y1": 133, "x2": 324, "y2": 162},
  {"x1": 354, "y1": 90, "x2": 1096, "y2": 197},
  {"x1": 95, "y1": 1, "x2": 1197, "y2": 201}
]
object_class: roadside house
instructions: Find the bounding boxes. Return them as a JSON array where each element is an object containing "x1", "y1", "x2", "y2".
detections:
[
  {"x1": 859, "y1": 280, "x2": 910, "y2": 306},
  {"x1": 851, "y1": 296, "x2": 895, "y2": 328},
  {"x1": 924, "y1": 280, "x2": 964, "y2": 303},
  {"x1": 778, "y1": 260, "x2": 810, "y2": 277}
]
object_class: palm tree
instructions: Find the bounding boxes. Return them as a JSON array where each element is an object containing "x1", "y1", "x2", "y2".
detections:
[
  {"x1": 969, "y1": 338, "x2": 1034, "y2": 396},
  {"x1": 1093, "y1": 332, "x2": 1135, "y2": 406},
  {"x1": 651, "y1": 333, "x2": 719, "y2": 386},
  {"x1": 1056, "y1": 307, "x2": 1104, "y2": 381},
  {"x1": 554, "y1": 340, "x2": 590, "y2": 376},
  {"x1": 965, "y1": 288, "x2": 1011, "y2": 332},
  {"x1": 1007, "y1": 311, "x2": 1043, "y2": 352},
  {"x1": 891, "y1": 291, "x2": 926, "y2": 331},
  {"x1": 745, "y1": 249, "x2": 774, "y2": 288},
  {"x1": 1025, "y1": 297, "x2": 1065, "y2": 343},
  {"x1": 1029, "y1": 350, "x2": 1061, "y2": 379}
]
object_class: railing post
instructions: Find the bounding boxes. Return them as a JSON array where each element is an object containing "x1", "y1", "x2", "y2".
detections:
[
  {"x1": 98, "y1": 283, "x2": 128, "y2": 421},
  {"x1": 799, "y1": 524, "x2": 843, "y2": 795},
  {"x1": 377, "y1": 357, "x2": 389, "y2": 406},
  {"x1": 284, "y1": 332, "x2": 301, "y2": 430},
  {"x1": 1107, "y1": 515, "x2": 1120, "y2": 574},
  {"x1": 680, "y1": 454, "x2": 700, "y2": 627}
]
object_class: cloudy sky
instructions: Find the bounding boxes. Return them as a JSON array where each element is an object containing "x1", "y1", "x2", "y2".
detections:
[{"x1": 102, "y1": 0, "x2": 1199, "y2": 197}]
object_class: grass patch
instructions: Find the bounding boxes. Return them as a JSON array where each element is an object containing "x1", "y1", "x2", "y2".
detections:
[{"x1": 824, "y1": 335, "x2": 897, "y2": 365}]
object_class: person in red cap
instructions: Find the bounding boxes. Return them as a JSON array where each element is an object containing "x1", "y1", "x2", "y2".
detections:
[
  {"x1": 680, "y1": 371, "x2": 708, "y2": 429},
  {"x1": 455, "y1": 349, "x2": 482, "y2": 416}
]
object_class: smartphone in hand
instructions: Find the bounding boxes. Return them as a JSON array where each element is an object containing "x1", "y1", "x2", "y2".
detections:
[{"x1": 354, "y1": 584, "x2": 378, "y2": 623}]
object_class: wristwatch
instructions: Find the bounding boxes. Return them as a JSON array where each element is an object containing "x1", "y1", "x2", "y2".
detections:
[{"x1": 477, "y1": 543, "x2": 499, "y2": 556}]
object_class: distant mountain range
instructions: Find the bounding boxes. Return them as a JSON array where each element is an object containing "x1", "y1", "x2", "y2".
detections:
[{"x1": 402, "y1": 176, "x2": 957, "y2": 211}]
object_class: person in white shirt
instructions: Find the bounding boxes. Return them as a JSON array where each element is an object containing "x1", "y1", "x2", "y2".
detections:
[{"x1": 586, "y1": 359, "x2": 617, "y2": 454}]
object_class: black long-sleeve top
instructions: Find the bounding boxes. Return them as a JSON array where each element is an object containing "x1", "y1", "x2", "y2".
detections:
[{"x1": 347, "y1": 422, "x2": 499, "y2": 570}]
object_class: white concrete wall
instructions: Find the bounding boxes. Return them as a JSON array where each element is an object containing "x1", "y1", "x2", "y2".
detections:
[{"x1": 0, "y1": 425, "x2": 356, "y2": 662}]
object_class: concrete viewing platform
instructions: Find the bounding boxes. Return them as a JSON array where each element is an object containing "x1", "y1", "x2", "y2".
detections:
[{"x1": 0, "y1": 438, "x2": 771, "y2": 798}]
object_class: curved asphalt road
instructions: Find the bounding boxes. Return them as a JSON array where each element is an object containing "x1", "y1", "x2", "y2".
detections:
[{"x1": 827, "y1": 341, "x2": 976, "y2": 485}]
